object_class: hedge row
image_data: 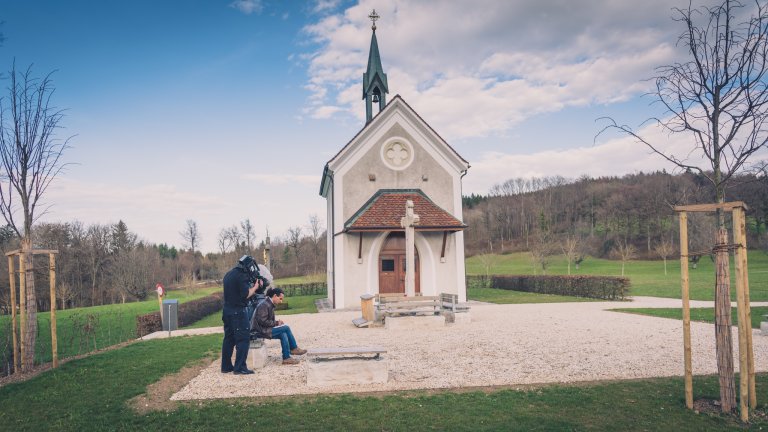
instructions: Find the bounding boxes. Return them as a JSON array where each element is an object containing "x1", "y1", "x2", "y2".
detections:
[
  {"x1": 278, "y1": 282, "x2": 327, "y2": 297},
  {"x1": 466, "y1": 274, "x2": 629, "y2": 300},
  {"x1": 136, "y1": 292, "x2": 224, "y2": 337}
]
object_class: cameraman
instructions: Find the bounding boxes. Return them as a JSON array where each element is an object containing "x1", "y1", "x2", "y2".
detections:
[{"x1": 221, "y1": 255, "x2": 262, "y2": 375}]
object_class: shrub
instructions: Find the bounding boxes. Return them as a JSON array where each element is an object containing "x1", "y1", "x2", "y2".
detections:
[
  {"x1": 467, "y1": 275, "x2": 629, "y2": 300},
  {"x1": 136, "y1": 292, "x2": 224, "y2": 337},
  {"x1": 278, "y1": 282, "x2": 326, "y2": 297}
]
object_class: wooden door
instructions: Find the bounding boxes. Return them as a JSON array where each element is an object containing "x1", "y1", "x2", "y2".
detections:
[
  {"x1": 379, "y1": 255, "x2": 399, "y2": 294},
  {"x1": 378, "y1": 232, "x2": 420, "y2": 294}
]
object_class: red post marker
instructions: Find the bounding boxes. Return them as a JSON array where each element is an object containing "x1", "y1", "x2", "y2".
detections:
[{"x1": 156, "y1": 283, "x2": 165, "y2": 330}]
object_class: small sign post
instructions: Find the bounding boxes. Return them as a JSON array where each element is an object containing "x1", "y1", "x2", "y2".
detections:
[{"x1": 156, "y1": 283, "x2": 165, "y2": 332}]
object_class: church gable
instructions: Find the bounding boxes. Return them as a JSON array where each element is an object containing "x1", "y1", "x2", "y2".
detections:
[{"x1": 340, "y1": 118, "x2": 457, "y2": 220}]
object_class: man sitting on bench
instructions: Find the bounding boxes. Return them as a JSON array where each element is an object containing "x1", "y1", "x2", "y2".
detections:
[{"x1": 250, "y1": 287, "x2": 307, "y2": 365}]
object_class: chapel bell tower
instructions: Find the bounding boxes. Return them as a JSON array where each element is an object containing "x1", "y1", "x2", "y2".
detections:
[{"x1": 363, "y1": 9, "x2": 389, "y2": 123}]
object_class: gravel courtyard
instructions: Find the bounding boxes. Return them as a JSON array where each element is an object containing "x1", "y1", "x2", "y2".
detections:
[{"x1": 170, "y1": 297, "x2": 768, "y2": 401}]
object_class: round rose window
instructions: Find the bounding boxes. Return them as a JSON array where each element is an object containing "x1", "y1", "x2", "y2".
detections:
[{"x1": 381, "y1": 138, "x2": 414, "y2": 170}]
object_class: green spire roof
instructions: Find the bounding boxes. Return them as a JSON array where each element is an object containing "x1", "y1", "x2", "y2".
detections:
[{"x1": 362, "y1": 29, "x2": 388, "y2": 99}]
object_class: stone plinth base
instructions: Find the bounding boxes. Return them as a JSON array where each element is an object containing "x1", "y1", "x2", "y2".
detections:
[
  {"x1": 249, "y1": 342, "x2": 268, "y2": 369},
  {"x1": 307, "y1": 357, "x2": 388, "y2": 386},
  {"x1": 452, "y1": 312, "x2": 472, "y2": 325},
  {"x1": 443, "y1": 311, "x2": 471, "y2": 324},
  {"x1": 761, "y1": 321, "x2": 768, "y2": 336},
  {"x1": 385, "y1": 315, "x2": 444, "y2": 330}
]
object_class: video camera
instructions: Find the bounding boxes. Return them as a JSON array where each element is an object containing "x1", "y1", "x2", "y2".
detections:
[{"x1": 238, "y1": 255, "x2": 269, "y2": 294}]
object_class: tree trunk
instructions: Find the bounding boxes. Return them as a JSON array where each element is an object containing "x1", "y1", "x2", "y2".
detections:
[
  {"x1": 714, "y1": 227, "x2": 736, "y2": 413},
  {"x1": 21, "y1": 238, "x2": 37, "y2": 370}
]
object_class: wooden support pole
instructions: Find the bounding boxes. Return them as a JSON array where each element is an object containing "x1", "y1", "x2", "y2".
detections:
[
  {"x1": 358, "y1": 232, "x2": 363, "y2": 261},
  {"x1": 7, "y1": 255, "x2": 17, "y2": 373},
  {"x1": 18, "y1": 251, "x2": 26, "y2": 372},
  {"x1": 440, "y1": 231, "x2": 448, "y2": 261},
  {"x1": 732, "y1": 208, "x2": 749, "y2": 421},
  {"x1": 678, "y1": 211, "x2": 693, "y2": 409},
  {"x1": 49, "y1": 253, "x2": 58, "y2": 368},
  {"x1": 734, "y1": 208, "x2": 756, "y2": 409}
]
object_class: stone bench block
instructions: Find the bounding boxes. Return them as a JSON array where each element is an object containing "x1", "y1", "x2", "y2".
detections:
[
  {"x1": 385, "y1": 314, "x2": 444, "y2": 330},
  {"x1": 249, "y1": 343, "x2": 268, "y2": 369},
  {"x1": 307, "y1": 357, "x2": 388, "y2": 386}
]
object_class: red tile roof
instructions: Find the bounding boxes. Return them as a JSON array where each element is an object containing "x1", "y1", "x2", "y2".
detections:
[{"x1": 346, "y1": 190, "x2": 466, "y2": 232}]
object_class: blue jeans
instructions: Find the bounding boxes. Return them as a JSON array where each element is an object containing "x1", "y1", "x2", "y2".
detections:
[{"x1": 271, "y1": 325, "x2": 298, "y2": 359}]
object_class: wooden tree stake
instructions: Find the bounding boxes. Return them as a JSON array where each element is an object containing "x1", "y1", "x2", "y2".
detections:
[
  {"x1": 678, "y1": 211, "x2": 693, "y2": 409},
  {"x1": 18, "y1": 252, "x2": 26, "y2": 372},
  {"x1": 7, "y1": 255, "x2": 17, "y2": 373},
  {"x1": 49, "y1": 253, "x2": 58, "y2": 368}
]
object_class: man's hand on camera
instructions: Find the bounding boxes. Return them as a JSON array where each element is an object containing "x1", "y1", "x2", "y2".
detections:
[{"x1": 247, "y1": 281, "x2": 259, "y2": 298}]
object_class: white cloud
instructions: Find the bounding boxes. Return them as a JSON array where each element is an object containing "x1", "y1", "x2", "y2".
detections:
[
  {"x1": 299, "y1": 0, "x2": 705, "y2": 140},
  {"x1": 230, "y1": 0, "x2": 263, "y2": 15},
  {"x1": 312, "y1": 0, "x2": 343, "y2": 14}
]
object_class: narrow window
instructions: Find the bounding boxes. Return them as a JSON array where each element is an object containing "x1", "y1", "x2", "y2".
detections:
[{"x1": 381, "y1": 259, "x2": 395, "y2": 272}]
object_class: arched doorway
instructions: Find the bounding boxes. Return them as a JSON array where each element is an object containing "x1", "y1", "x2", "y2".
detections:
[{"x1": 378, "y1": 232, "x2": 420, "y2": 294}]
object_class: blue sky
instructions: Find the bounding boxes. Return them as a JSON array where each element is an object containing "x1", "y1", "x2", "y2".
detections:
[{"x1": 0, "y1": 0, "x2": 762, "y2": 253}]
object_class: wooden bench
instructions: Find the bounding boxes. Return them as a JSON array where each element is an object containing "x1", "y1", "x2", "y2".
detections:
[
  {"x1": 375, "y1": 295, "x2": 441, "y2": 318},
  {"x1": 306, "y1": 346, "x2": 389, "y2": 386},
  {"x1": 439, "y1": 293, "x2": 470, "y2": 313}
]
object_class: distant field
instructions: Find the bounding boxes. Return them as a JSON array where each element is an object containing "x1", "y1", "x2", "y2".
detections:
[
  {"x1": 466, "y1": 250, "x2": 768, "y2": 302},
  {"x1": 0, "y1": 287, "x2": 220, "y2": 365}
]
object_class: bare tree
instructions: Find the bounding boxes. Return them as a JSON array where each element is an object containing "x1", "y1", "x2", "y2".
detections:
[
  {"x1": 307, "y1": 214, "x2": 324, "y2": 275},
  {"x1": 113, "y1": 246, "x2": 155, "y2": 302},
  {"x1": 217, "y1": 228, "x2": 234, "y2": 255},
  {"x1": 85, "y1": 224, "x2": 111, "y2": 306},
  {"x1": 180, "y1": 219, "x2": 200, "y2": 253},
  {"x1": 611, "y1": 239, "x2": 636, "y2": 277},
  {"x1": 529, "y1": 231, "x2": 553, "y2": 275},
  {"x1": 654, "y1": 238, "x2": 676, "y2": 276},
  {"x1": 559, "y1": 235, "x2": 581, "y2": 275},
  {"x1": 0, "y1": 64, "x2": 71, "y2": 371},
  {"x1": 240, "y1": 218, "x2": 255, "y2": 254},
  {"x1": 286, "y1": 226, "x2": 303, "y2": 274},
  {"x1": 600, "y1": 0, "x2": 768, "y2": 411},
  {"x1": 475, "y1": 251, "x2": 501, "y2": 287}
]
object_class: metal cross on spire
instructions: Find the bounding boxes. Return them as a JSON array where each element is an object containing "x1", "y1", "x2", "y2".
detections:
[{"x1": 368, "y1": 9, "x2": 380, "y2": 31}]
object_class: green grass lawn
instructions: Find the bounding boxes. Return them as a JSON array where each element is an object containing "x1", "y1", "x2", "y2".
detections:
[
  {"x1": 613, "y1": 306, "x2": 768, "y2": 329},
  {"x1": 0, "y1": 333, "x2": 765, "y2": 431},
  {"x1": 466, "y1": 250, "x2": 768, "y2": 301},
  {"x1": 0, "y1": 287, "x2": 220, "y2": 365},
  {"x1": 184, "y1": 294, "x2": 325, "y2": 329}
]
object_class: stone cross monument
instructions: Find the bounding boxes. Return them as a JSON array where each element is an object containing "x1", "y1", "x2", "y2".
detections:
[{"x1": 400, "y1": 199, "x2": 420, "y2": 296}]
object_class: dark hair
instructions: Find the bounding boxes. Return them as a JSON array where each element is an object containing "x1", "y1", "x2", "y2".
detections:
[{"x1": 266, "y1": 287, "x2": 284, "y2": 298}]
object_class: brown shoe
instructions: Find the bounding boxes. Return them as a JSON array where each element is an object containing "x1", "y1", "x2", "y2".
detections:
[
  {"x1": 290, "y1": 348, "x2": 307, "y2": 355},
  {"x1": 282, "y1": 357, "x2": 300, "y2": 365}
]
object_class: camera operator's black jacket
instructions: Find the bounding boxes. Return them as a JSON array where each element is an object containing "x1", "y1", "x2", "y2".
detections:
[
  {"x1": 251, "y1": 298, "x2": 277, "y2": 339},
  {"x1": 222, "y1": 267, "x2": 251, "y2": 313}
]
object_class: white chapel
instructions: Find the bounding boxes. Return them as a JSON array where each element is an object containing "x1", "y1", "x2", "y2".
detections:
[{"x1": 319, "y1": 12, "x2": 470, "y2": 309}]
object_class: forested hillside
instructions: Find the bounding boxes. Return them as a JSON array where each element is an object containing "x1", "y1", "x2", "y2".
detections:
[{"x1": 462, "y1": 171, "x2": 768, "y2": 260}]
